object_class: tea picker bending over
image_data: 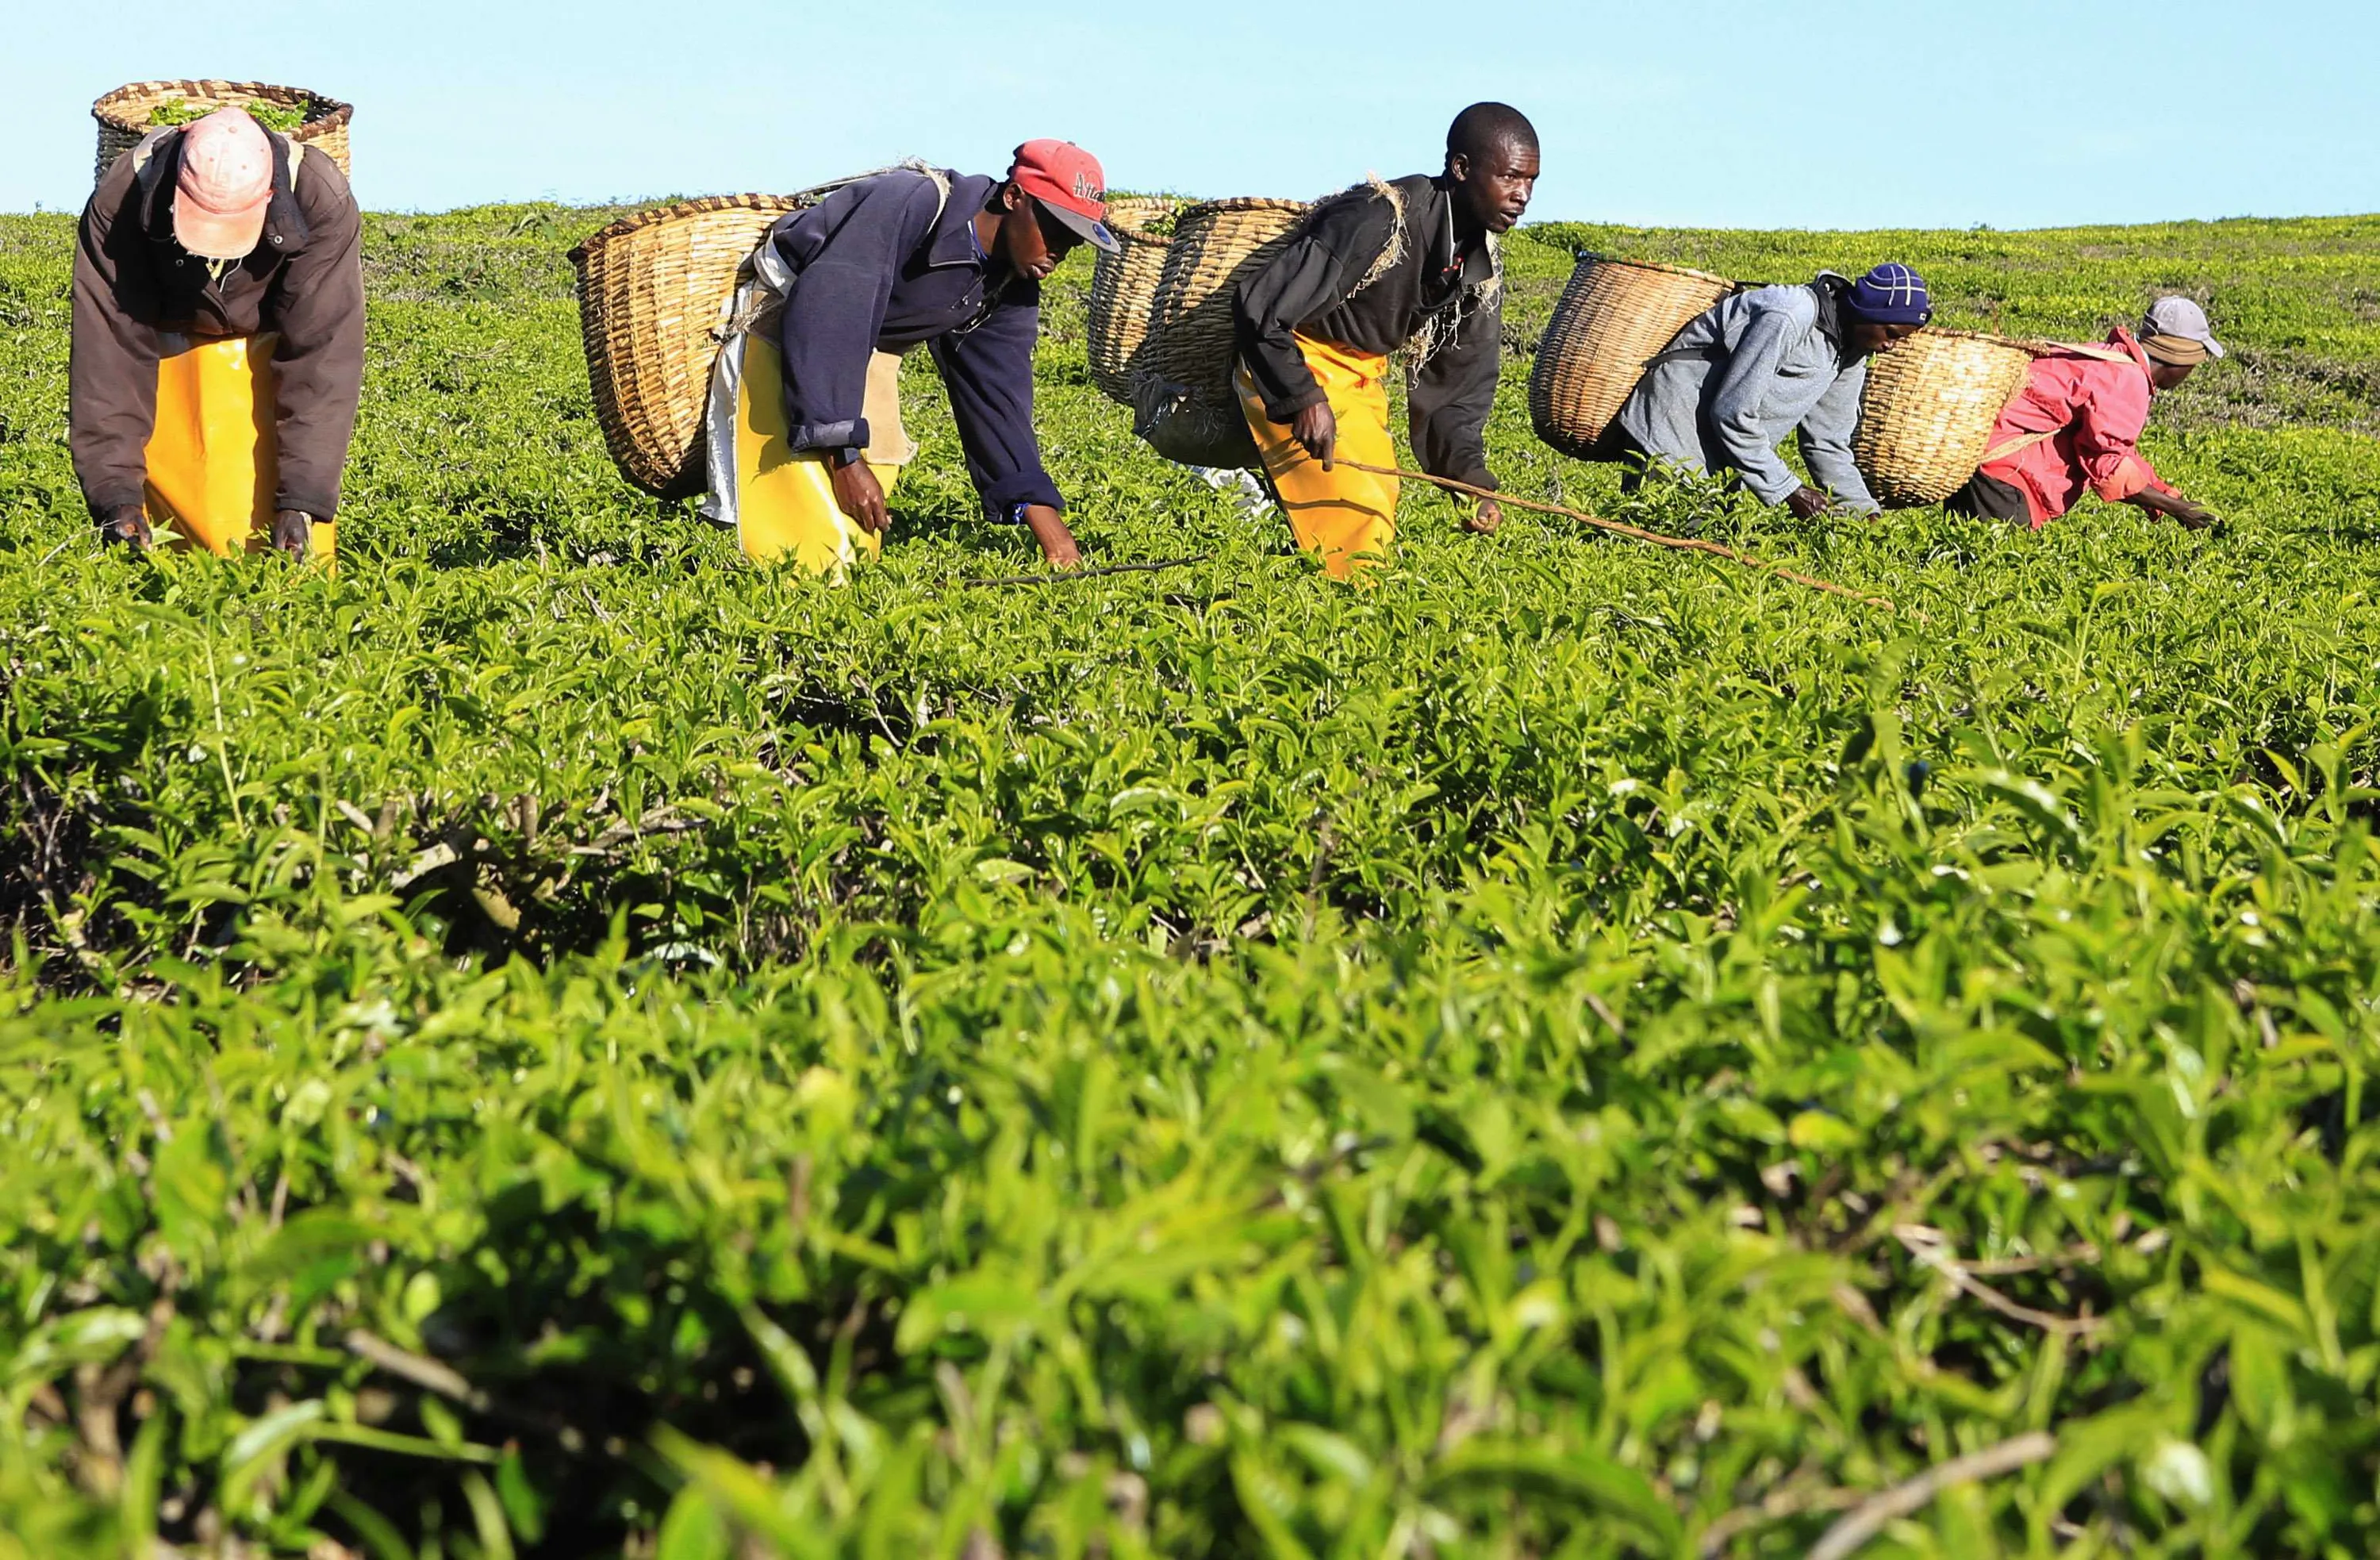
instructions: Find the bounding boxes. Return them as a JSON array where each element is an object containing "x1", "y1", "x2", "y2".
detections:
[
  {"x1": 71, "y1": 106, "x2": 363, "y2": 563},
  {"x1": 1943, "y1": 297, "x2": 2221, "y2": 530},
  {"x1": 704, "y1": 141, "x2": 1119, "y2": 574},
  {"x1": 1232, "y1": 102, "x2": 1539, "y2": 581},
  {"x1": 1610, "y1": 264, "x2": 1933, "y2": 518}
]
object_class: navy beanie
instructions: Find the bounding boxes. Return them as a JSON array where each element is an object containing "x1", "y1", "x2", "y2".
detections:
[{"x1": 1845, "y1": 263, "x2": 1932, "y2": 325}]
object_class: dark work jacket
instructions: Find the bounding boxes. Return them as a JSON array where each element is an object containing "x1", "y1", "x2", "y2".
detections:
[
  {"x1": 71, "y1": 129, "x2": 365, "y2": 520},
  {"x1": 766, "y1": 169, "x2": 1060, "y2": 517},
  {"x1": 1234, "y1": 174, "x2": 1502, "y2": 490}
]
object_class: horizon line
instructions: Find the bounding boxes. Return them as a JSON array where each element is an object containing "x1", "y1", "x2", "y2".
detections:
[{"x1": 7, "y1": 197, "x2": 2378, "y2": 236}]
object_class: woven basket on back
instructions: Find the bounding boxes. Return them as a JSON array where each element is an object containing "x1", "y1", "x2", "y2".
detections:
[
  {"x1": 1852, "y1": 329, "x2": 2036, "y2": 508},
  {"x1": 92, "y1": 80, "x2": 354, "y2": 186},
  {"x1": 1528, "y1": 256, "x2": 1735, "y2": 459},
  {"x1": 569, "y1": 194, "x2": 806, "y2": 498},
  {"x1": 1086, "y1": 197, "x2": 1182, "y2": 406},
  {"x1": 1132, "y1": 197, "x2": 1308, "y2": 469}
]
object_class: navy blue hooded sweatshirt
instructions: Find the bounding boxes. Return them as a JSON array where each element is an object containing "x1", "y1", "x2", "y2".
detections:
[{"x1": 766, "y1": 168, "x2": 1061, "y2": 518}]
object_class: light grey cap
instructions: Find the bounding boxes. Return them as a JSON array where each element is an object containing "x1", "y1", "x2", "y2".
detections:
[{"x1": 2140, "y1": 296, "x2": 2225, "y2": 358}]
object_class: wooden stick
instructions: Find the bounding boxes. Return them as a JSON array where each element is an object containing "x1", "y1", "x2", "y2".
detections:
[
  {"x1": 963, "y1": 555, "x2": 1211, "y2": 589},
  {"x1": 1697, "y1": 1481, "x2": 1867, "y2": 1558},
  {"x1": 1897, "y1": 1226, "x2": 2105, "y2": 1336},
  {"x1": 1805, "y1": 1431, "x2": 2057, "y2": 1560},
  {"x1": 347, "y1": 1329, "x2": 605, "y2": 1456},
  {"x1": 1330, "y1": 459, "x2": 1895, "y2": 610},
  {"x1": 347, "y1": 1330, "x2": 491, "y2": 1411}
]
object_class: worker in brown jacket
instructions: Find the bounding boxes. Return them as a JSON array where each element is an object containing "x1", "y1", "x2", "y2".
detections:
[{"x1": 71, "y1": 106, "x2": 363, "y2": 561}]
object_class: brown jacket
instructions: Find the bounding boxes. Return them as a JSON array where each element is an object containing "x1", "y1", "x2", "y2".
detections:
[{"x1": 71, "y1": 129, "x2": 365, "y2": 521}]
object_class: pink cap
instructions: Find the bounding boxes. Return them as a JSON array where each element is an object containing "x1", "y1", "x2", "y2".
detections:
[{"x1": 173, "y1": 108, "x2": 274, "y2": 261}]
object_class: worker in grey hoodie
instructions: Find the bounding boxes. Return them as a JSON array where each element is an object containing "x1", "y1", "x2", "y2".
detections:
[{"x1": 1612, "y1": 263, "x2": 1931, "y2": 517}]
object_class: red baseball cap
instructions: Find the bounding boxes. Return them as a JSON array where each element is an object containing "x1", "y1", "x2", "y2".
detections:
[{"x1": 1008, "y1": 140, "x2": 1119, "y2": 253}]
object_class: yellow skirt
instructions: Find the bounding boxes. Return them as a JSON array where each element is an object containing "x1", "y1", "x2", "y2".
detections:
[
  {"x1": 1235, "y1": 334, "x2": 1398, "y2": 582},
  {"x1": 727, "y1": 339, "x2": 915, "y2": 574},
  {"x1": 143, "y1": 334, "x2": 336, "y2": 570}
]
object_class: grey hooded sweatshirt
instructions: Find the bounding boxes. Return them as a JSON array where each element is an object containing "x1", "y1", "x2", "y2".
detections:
[{"x1": 1614, "y1": 274, "x2": 1879, "y2": 514}]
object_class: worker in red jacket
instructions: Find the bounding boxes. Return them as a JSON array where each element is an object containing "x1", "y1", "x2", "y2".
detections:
[{"x1": 1945, "y1": 298, "x2": 2220, "y2": 530}]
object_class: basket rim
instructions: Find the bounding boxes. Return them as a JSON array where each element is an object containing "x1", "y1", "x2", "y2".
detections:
[
  {"x1": 1889, "y1": 325, "x2": 2064, "y2": 359},
  {"x1": 91, "y1": 79, "x2": 354, "y2": 134},
  {"x1": 1176, "y1": 197, "x2": 1311, "y2": 221},
  {"x1": 2004, "y1": 335, "x2": 2109, "y2": 359},
  {"x1": 1108, "y1": 216, "x2": 1175, "y2": 246},
  {"x1": 1567, "y1": 252, "x2": 1735, "y2": 286},
  {"x1": 1899, "y1": 325, "x2": 2027, "y2": 346},
  {"x1": 568, "y1": 193, "x2": 810, "y2": 264},
  {"x1": 1103, "y1": 198, "x2": 1182, "y2": 246}
]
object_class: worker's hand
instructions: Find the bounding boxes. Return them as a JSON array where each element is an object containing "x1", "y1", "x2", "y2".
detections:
[
  {"x1": 2131, "y1": 486, "x2": 2219, "y2": 532},
  {"x1": 827, "y1": 459, "x2": 890, "y2": 536},
  {"x1": 1021, "y1": 505, "x2": 1081, "y2": 571},
  {"x1": 1463, "y1": 498, "x2": 1503, "y2": 536},
  {"x1": 1292, "y1": 402, "x2": 1338, "y2": 467},
  {"x1": 1784, "y1": 485, "x2": 1835, "y2": 520},
  {"x1": 270, "y1": 509, "x2": 314, "y2": 560},
  {"x1": 98, "y1": 505, "x2": 153, "y2": 551}
]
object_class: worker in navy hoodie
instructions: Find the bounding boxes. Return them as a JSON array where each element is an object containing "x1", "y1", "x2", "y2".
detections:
[{"x1": 704, "y1": 141, "x2": 1117, "y2": 574}]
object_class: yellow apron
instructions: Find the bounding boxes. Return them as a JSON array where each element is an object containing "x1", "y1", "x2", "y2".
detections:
[
  {"x1": 1236, "y1": 334, "x2": 1399, "y2": 582},
  {"x1": 731, "y1": 342, "x2": 914, "y2": 574},
  {"x1": 142, "y1": 333, "x2": 336, "y2": 570}
]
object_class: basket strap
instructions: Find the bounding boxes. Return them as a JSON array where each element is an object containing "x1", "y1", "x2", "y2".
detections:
[
  {"x1": 1980, "y1": 428, "x2": 2057, "y2": 465},
  {"x1": 130, "y1": 127, "x2": 304, "y2": 207},
  {"x1": 1644, "y1": 344, "x2": 1722, "y2": 369},
  {"x1": 1338, "y1": 176, "x2": 1407, "y2": 300},
  {"x1": 2041, "y1": 343, "x2": 2135, "y2": 364},
  {"x1": 728, "y1": 163, "x2": 954, "y2": 332},
  {"x1": 788, "y1": 161, "x2": 947, "y2": 210},
  {"x1": 1971, "y1": 340, "x2": 2150, "y2": 467},
  {"x1": 129, "y1": 128, "x2": 175, "y2": 186}
]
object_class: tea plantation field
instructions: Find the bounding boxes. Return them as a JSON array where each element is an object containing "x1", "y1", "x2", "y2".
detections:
[{"x1": 1, "y1": 202, "x2": 2377, "y2": 1557}]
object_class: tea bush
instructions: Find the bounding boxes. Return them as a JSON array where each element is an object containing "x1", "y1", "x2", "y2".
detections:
[
  {"x1": 144, "y1": 101, "x2": 311, "y2": 135},
  {"x1": 0, "y1": 202, "x2": 2376, "y2": 1557}
]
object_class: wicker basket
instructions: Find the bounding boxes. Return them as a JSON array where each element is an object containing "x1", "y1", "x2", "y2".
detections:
[
  {"x1": 92, "y1": 80, "x2": 353, "y2": 186},
  {"x1": 1086, "y1": 197, "x2": 1181, "y2": 406},
  {"x1": 1528, "y1": 256, "x2": 1735, "y2": 458},
  {"x1": 568, "y1": 194, "x2": 807, "y2": 498},
  {"x1": 1853, "y1": 329, "x2": 2036, "y2": 508},
  {"x1": 1133, "y1": 197, "x2": 1308, "y2": 468}
]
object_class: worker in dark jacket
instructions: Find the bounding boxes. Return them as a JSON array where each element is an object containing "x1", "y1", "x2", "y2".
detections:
[
  {"x1": 72, "y1": 106, "x2": 363, "y2": 563},
  {"x1": 703, "y1": 141, "x2": 1117, "y2": 574},
  {"x1": 1233, "y1": 103, "x2": 1537, "y2": 580}
]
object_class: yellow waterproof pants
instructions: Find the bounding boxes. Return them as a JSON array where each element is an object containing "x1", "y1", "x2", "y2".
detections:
[
  {"x1": 731, "y1": 340, "x2": 912, "y2": 574},
  {"x1": 1236, "y1": 334, "x2": 1397, "y2": 582},
  {"x1": 143, "y1": 334, "x2": 336, "y2": 570}
]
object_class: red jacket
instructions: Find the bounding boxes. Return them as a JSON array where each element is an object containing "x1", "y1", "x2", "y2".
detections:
[{"x1": 1975, "y1": 327, "x2": 2174, "y2": 527}]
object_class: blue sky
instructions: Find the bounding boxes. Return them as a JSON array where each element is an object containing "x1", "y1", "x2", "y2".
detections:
[{"x1": 9, "y1": 0, "x2": 2376, "y2": 229}]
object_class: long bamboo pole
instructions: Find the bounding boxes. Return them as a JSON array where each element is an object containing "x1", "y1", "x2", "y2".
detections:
[{"x1": 1331, "y1": 458, "x2": 1895, "y2": 610}]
